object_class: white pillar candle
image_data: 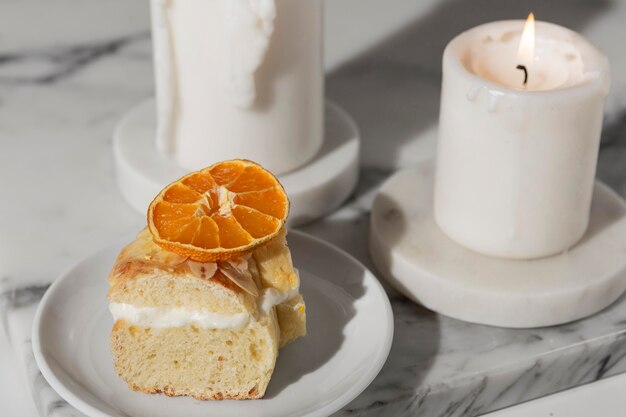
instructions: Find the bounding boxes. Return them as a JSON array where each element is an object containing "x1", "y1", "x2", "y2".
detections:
[
  {"x1": 151, "y1": 0, "x2": 324, "y2": 175},
  {"x1": 434, "y1": 18, "x2": 610, "y2": 259}
]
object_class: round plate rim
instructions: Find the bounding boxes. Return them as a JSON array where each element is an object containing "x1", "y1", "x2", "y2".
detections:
[{"x1": 32, "y1": 229, "x2": 394, "y2": 417}]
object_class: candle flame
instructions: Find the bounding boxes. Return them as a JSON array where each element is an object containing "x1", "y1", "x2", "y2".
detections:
[{"x1": 517, "y1": 13, "x2": 535, "y2": 68}]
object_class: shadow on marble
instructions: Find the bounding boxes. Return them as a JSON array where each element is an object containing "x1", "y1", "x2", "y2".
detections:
[
  {"x1": 327, "y1": 0, "x2": 612, "y2": 170},
  {"x1": 331, "y1": 295, "x2": 442, "y2": 416},
  {"x1": 299, "y1": 191, "x2": 443, "y2": 414},
  {"x1": 362, "y1": 192, "x2": 442, "y2": 397}
]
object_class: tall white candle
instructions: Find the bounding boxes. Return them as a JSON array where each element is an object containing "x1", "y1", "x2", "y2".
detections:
[
  {"x1": 151, "y1": 0, "x2": 323, "y2": 175},
  {"x1": 434, "y1": 18, "x2": 610, "y2": 259}
]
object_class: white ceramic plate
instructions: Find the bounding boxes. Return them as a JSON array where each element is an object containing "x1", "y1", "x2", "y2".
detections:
[{"x1": 33, "y1": 230, "x2": 393, "y2": 417}]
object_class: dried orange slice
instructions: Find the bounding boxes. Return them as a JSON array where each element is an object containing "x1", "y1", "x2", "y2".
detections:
[{"x1": 148, "y1": 159, "x2": 289, "y2": 261}]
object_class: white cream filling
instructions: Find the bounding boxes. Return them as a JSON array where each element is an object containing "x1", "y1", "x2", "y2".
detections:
[
  {"x1": 258, "y1": 287, "x2": 300, "y2": 315},
  {"x1": 109, "y1": 303, "x2": 250, "y2": 330},
  {"x1": 109, "y1": 288, "x2": 299, "y2": 330}
]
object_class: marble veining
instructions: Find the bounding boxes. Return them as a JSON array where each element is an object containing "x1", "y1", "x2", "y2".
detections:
[
  {"x1": 1, "y1": 0, "x2": 626, "y2": 416},
  {"x1": 0, "y1": 33, "x2": 148, "y2": 85}
]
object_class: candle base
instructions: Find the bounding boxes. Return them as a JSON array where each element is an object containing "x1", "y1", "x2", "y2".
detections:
[
  {"x1": 370, "y1": 160, "x2": 626, "y2": 328},
  {"x1": 113, "y1": 99, "x2": 360, "y2": 226}
]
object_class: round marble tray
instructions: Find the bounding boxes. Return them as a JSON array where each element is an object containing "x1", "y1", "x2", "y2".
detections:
[
  {"x1": 370, "y1": 161, "x2": 626, "y2": 328},
  {"x1": 113, "y1": 99, "x2": 360, "y2": 226}
]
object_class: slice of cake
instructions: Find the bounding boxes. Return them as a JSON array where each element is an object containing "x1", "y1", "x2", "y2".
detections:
[{"x1": 107, "y1": 160, "x2": 306, "y2": 399}]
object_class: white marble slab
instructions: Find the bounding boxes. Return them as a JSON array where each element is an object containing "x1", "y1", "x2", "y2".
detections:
[{"x1": 1, "y1": 0, "x2": 626, "y2": 416}]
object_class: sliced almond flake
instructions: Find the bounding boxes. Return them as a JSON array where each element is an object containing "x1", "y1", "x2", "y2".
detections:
[
  {"x1": 247, "y1": 256, "x2": 262, "y2": 288},
  {"x1": 186, "y1": 260, "x2": 218, "y2": 280},
  {"x1": 219, "y1": 256, "x2": 259, "y2": 297},
  {"x1": 227, "y1": 253, "x2": 251, "y2": 270}
]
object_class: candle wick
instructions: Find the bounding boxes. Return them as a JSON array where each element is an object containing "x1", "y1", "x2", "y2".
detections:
[{"x1": 516, "y1": 65, "x2": 528, "y2": 86}]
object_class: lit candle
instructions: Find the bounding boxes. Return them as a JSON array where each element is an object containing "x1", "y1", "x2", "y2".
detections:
[
  {"x1": 151, "y1": 0, "x2": 323, "y2": 175},
  {"x1": 434, "y1": 15, "x2": 610, "y2": 259}
]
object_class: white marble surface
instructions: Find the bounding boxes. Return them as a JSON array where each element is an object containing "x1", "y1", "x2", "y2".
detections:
[{"x1": 2, "y1": 0, "x2": 626, "y2": 416}]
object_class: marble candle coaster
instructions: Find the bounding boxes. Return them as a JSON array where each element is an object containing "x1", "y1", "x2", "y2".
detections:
[
  {"x1": 113, "y1": 99, "x2": 360, "y2": 227},
  {"x1": 369, "y1": 161, "x2": 626, "y2": 328}
]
